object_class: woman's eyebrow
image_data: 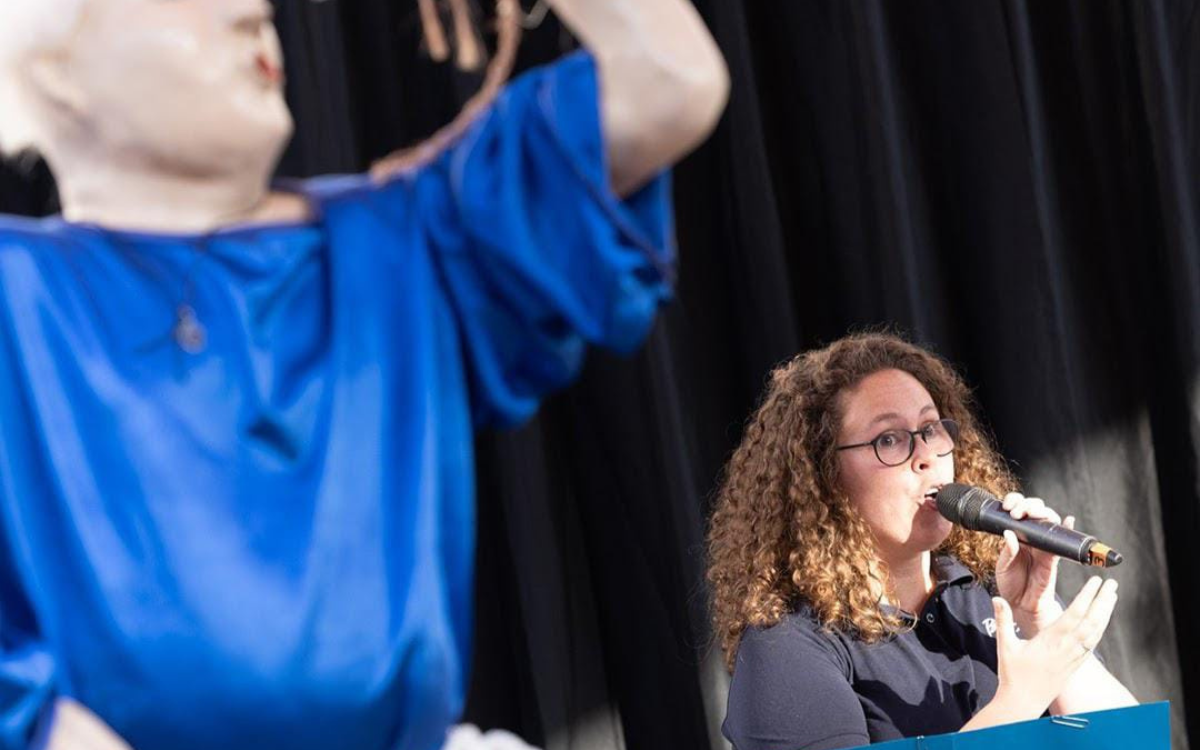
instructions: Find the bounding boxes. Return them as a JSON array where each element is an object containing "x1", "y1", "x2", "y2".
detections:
[{"x1": 865, "y1": 403, "x2": 937, "y2": 428}]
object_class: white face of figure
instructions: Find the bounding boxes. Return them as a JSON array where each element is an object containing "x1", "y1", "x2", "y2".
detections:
[
  {"x1": 55, "y1": 0, "x2": 292, "y2": 177},
  {"x1": 835, "y1": 369, "x2": 957, "y2": 564}
]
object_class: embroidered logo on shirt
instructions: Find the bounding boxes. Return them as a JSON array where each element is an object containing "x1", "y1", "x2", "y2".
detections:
[{"x1": 982, "y1": 616, "x2": 1022, "y2": 638}]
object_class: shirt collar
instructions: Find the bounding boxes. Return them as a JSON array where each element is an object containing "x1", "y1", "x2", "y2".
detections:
[
  {"x1": 931, "y1": 555, "x2": 976, "y2": 587},
  {"x1": 877, "y1": 555, "x2": 977, "y2": 619}
]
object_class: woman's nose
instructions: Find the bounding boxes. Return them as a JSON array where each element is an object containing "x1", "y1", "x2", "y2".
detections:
[{"x1": 911, "y1": 436, "x2": 936, "y2": 470}]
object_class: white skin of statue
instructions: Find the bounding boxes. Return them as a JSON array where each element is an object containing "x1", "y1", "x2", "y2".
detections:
[
  {"x1": 0, "y1": 0, "x2": 729, "y2": 747},
  {"x1": 0, "y1": 0, "x2": 728, "y2": 230}
]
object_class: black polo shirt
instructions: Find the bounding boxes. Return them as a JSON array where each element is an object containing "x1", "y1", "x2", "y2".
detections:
[{"x1": 723, "y1": 556, "x2": 1000, "y2": 750}]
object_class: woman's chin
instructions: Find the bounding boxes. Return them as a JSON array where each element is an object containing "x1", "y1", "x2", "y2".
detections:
[{"x1": 912, "y1": 515, "x2": 954, "y2": 550}]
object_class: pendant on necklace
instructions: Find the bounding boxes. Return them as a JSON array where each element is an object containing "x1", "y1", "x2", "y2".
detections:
[{"x1": 173, "y1": 304, "x2": 207, "y2": 354}]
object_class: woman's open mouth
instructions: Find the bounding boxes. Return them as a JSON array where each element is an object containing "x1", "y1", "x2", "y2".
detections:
[{"x1": 920, "y1": 486, "x2": 943, "y2": 512}]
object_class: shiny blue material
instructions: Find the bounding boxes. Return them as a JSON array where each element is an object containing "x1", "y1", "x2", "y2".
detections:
[
  {"x1": 0, "y1": 52, "x2": 672, "y2": 750},
  {"x1": 861, "y1": 702, "x2": 1169, "y2": 750}
]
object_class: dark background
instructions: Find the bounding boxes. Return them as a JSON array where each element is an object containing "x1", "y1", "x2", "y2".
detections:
[{"x1": 2, "y1": 1, "x2": 1196, "y2": 748}]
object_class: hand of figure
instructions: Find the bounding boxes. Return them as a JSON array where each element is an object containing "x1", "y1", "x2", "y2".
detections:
[
  {"x1": 443, "y1": 724, "x2": 541, "y2": 750},
  {"x1": 44, "y1": 698, "x2": 133, "y2": 750},
  {"x1": 990, "y1": 576, "x2": 1119, "y2": 716},
  {"x1": 993, "y1": 492, "x2": 1070, "y2": 635}
]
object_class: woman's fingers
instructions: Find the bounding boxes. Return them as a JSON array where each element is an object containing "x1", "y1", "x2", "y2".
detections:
[
  {"x1": 996, "y1": 530, "x2": 1020, "y2": 571},
  {"x1": 1055, "y1": 576, "x2": 1105, "y2": 632},
  {"x1": 1053, "y1": 577, "x2": 1119, "y2": 660},
  {"x1": 1075, "y1": 578, "x2": 1119, "y2": 650},
  {"x1": 1001, "y1": 492, "x2": 1042, "y2": 519},
  {"x1": 992, "y1": 597, "x2": 1017, "y2": 649},
  {"x1": 1035, "y1": 504, "x2": 1062, "y2": 524},
  {"x1": 1001, "y1": 492, "x2": 1062, "y2": 523}
]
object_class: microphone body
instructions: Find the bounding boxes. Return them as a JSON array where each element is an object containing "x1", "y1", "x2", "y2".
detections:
[{"x1": 936, "y1": 484, "x2": 1122, "y2": 568}]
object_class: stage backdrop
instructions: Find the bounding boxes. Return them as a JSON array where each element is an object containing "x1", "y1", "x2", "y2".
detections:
[{"x1": 1, "y1": 1, "x2": 1196, "y2": 749}]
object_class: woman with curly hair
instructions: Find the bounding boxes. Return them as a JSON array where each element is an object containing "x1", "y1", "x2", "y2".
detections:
[{"x1": 708, "y1": 333, "x2": 1136, "y2": 750}]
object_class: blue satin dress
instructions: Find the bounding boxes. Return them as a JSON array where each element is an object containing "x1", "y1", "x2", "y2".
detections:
[{"x1": 0, "y1": 51, "x2": 673, "y2": 750}]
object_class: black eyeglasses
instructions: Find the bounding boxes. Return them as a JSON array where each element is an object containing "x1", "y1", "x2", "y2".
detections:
[{"x1": 836, "y1": 419, "x2": 960, "y2": 467}]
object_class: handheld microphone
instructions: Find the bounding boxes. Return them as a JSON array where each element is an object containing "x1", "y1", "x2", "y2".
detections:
[{"x1": 936, "y1": 484, "x2": 1123, "y2": 568}]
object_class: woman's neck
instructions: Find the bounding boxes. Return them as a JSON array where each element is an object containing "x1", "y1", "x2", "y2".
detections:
[{"x1": 878, "y1": 550, "x2": 936, "y2": 614}]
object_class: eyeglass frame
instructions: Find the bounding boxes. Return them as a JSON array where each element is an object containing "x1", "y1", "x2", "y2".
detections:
[{"x1": 835, "y1": 418, "x2": 961, "y2": 467}]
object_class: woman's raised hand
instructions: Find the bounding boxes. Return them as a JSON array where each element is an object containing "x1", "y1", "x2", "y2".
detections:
[
  {"x1": 994, "y1": 492, "x2": 1072, "y2": 635},
  {"x1": 990, "y1": 576, "x2": 1119, "y2": 717}
]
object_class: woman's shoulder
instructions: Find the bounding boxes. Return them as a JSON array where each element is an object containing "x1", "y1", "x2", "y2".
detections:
[
  {"x1": 725, "y1": 607, "x2": 872, "y2": 750},
  {"x1": 734, "y1": 605, "x2": 853, "y2": 678},
  {"x1": 751, "y1": 602, "x2": 826, "y2": 634}
]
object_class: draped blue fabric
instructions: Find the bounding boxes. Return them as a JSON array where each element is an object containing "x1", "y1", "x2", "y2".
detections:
[{"x1": 0, "y1": 51, "x2": 673, "y2": 750}]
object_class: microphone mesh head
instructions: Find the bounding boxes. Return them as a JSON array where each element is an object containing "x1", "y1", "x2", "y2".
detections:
[{"x1": 935, "y1": 483, "x2": 990, "y2": 529}]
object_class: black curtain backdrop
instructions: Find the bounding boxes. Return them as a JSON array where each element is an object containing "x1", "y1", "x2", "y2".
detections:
[{"x1": 2, "y1": 2, "x2": 1197, "y2": 749}]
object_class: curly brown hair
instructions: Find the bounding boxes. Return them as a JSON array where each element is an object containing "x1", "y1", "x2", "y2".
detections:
[{"x1": 707, "y1": 332, "x2": 1017, "y2": 670}]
